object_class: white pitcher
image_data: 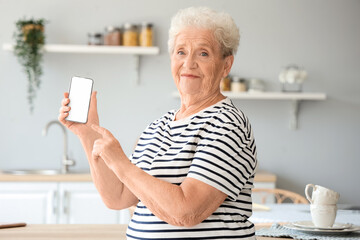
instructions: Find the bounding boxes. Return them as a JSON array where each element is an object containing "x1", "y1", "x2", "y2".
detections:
[{"x1": 305, "y1": 184, "x2": 340, "y2": 205}]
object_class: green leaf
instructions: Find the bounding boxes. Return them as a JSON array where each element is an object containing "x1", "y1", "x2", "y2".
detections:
[{"x1": 13, "y1": 17, "x2": 47, "y2": 114}]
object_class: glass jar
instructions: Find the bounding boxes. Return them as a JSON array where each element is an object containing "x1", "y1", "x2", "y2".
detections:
[
  {"x1": 248, "y1": 78, "x2": 265, "y2": 93},
  {"x1": 104, "y1": 26, "x2": 121, "y2": 46},
  {"x1": 88, "y1": 32, "x2": 103, "y2": 45},
  {"x1": 220, "y1": 76, "x2": 231, "y2": 91},
  {"x1": 123, "y1": 23, "x2": 138, "y2": 46},
  {"x1": 231, "y1": 76, "x2": 247, "y2": 92},
  {"x1": 139, "y1": 22, "x2": 153, "y2": 47}
]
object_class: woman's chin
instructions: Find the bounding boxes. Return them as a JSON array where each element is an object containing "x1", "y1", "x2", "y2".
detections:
[
  {"x1": 178, "y1": 84, "x2": 203, "y2": 96},
  {"x1": 179, "y1": 89, "x2": 202, "y2": 97}
]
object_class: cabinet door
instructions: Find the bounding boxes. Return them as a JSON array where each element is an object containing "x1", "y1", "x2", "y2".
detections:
[
  {"x1": 58, "y1": 182, "x2": 130, "y2": 224},
  {"x1": 0, "y1": 182, "x2": 57, "y2": 224}
]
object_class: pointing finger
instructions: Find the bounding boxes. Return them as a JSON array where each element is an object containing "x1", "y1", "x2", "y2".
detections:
[{"x1": 92, "y1": 140, "x2": 103, "y2": 161}]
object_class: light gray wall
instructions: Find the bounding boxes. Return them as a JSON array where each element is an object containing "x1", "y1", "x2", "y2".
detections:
[{"x1": 1, "y1": 0, "x2": 359, "y2": 204}]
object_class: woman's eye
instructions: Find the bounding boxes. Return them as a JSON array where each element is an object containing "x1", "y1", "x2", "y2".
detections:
[
  {"x1": 177, "y1": 51, "x2": 185, "y2": 55},
  {"x1": 200, "y1": 52, "x2": 208, "y2": 57}
]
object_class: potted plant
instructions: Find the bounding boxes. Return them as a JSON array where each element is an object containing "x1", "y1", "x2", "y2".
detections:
[{"x1": 13, "y1": 18, "x2": 47, "y2": 113}]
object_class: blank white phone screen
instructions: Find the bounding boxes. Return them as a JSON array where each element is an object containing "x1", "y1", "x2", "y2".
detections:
[{"x1": 66, "y1": 76, "x2": 93, "y2": 123}]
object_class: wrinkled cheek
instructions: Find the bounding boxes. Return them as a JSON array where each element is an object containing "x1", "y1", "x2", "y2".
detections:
[
  {"x1": 202, "y1": 78, "x2": 213, "y2": 92},
  {"x1": 171, "y1": 61, "x2": 182, "y2": 86},
  {"x1": 205, "y1": 69, "x2": 219, "y2": 91}
]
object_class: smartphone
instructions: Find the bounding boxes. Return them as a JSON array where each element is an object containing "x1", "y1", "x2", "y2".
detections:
[{"x1": 65, "y1": 76, "x2": 94, "y2": 123}]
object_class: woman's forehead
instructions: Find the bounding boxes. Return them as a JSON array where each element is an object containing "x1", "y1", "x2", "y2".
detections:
[{"x1": 174, "y1": 28, "x2": 218, "y2": 48}]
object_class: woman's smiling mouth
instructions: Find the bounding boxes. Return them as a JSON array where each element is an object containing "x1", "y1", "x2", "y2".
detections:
[{"x1": 181, "y1": 73, "x2": 200, "y2": 78}]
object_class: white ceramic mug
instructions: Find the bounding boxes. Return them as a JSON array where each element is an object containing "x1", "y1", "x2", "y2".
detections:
[
  {"x1": 305, "y1": 184, "x2": 340, "y2": 205},
  {"x1": 310, "y1": 204, "x2": 337, "y2": 228}
]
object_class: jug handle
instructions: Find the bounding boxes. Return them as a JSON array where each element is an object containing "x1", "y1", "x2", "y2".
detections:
[{"x1": 305, "y1": 184, "x2": 315, "y2": 204}]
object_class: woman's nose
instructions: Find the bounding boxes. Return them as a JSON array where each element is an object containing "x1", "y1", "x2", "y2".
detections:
[{"x1": 183, "y1": 54, "x2": 197, "y2": 69}]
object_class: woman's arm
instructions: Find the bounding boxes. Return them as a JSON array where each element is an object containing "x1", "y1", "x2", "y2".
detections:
[
  {"x1": 120, "y1": 165, "x2": 227, "y2": 227},
  {"x1": 58, "y1": 92, "x2": 138, "y2": 210},
  {"x1": 79, "y1": 133, "x2": 138, "y2": 210},
  {"x1": 92, "y1": 125, "x2": 227, "y2": 227}
]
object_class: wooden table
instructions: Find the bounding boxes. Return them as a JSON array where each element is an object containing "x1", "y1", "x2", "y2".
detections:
[{"x1": 0, "y1": 223, "x2": 285, "y2": 240}]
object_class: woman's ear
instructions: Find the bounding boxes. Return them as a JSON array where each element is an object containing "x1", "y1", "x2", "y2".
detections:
[{"x1": 223, "y1": 55, "x2": 234, "y2": 78}]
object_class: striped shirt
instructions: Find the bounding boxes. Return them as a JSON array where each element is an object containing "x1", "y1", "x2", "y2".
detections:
[{"x1": 127, "y1": 98, "x2": 258, "y2": 239}]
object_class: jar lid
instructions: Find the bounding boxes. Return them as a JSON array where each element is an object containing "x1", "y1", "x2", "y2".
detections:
[
  {"x1": 105, "y1": 26, "x2": 115, "y2": 32},
  {"x1": 232, "y1": 76, "x2": 240, "y2": 82},
  {"x1": 141, "y1": 22, "x2": 153, "y2": 28},
  {"x1": 124, "y1": 23, "x2": 137, "y2": 30},
  {"x1": 88, "y1": 32, "x2": 102, "y2": 37}
]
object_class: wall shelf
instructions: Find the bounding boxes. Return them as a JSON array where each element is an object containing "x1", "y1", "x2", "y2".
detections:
[
  {"x1": 172, "y1": 91, "x2": 327, "y2": 130},
  {"x1": 2, "y1": 43, "x2": 159, "y2": 54},
  {"x1": 2, "y1": 43, "x2": 160, "y2": 84}
]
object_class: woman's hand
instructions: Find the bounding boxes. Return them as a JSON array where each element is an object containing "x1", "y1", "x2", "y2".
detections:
[
  {"x1": 58, "y1": 91, "x2": 99, "y2": 137},
  {"x1": 91, "y1": 124, "x2": 129, "y2": 172}
]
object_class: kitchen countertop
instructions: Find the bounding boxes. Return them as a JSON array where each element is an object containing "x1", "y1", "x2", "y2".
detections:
[
  {"x1": 0, "y1": 223, "x2": 281, "y2": 240},
  {"x1": 0, "y1": 170, "x2": 275, "y2": 183},
  {"x1": 0, "y1": 173, "x2": 93, "y2": 182}
]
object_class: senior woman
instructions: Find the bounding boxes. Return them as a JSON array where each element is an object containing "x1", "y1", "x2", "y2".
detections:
[{"x1": 59, "y1": 7, "x2": 257, "y2": 240}]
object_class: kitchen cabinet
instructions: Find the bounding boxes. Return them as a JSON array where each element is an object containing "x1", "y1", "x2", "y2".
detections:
[
  {"x1": 0, "y1": 182, "x2": 131, "y2": 224},
  {"x1": 0, "y1": 171, "x2": 276, "y2": 222},
  {"x1": 58, "y1": 182, "x2": 130, "y2": 224},
  {"x1": 0, "y1": 182, "x2": 57, "y2": 224}
]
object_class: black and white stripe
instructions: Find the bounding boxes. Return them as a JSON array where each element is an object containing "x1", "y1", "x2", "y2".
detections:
[{"x1": 128, "y1": 98, "x2": 257, "y2": 239}]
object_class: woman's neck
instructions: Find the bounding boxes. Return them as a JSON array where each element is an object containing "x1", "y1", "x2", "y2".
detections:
[{"x1": 175, "y1": 92, "x2": 225, "y2": 121}]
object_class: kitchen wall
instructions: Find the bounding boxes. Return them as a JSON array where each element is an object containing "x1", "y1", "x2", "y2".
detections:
[{"x1": 0, "y1": 0, "x2": 359, "y2": 204}]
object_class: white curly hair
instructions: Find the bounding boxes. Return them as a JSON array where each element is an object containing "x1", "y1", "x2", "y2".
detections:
[{"x1": 168, "y1": 6, "x2": 240, "y2": 57}]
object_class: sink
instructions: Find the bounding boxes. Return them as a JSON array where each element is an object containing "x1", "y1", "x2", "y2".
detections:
[{"x1": 1, "y1": 169, "x2": 89, "y2": 175}]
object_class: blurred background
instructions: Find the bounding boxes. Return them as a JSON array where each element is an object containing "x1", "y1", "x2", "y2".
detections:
[{"x1": 0, "y1": 0, "x2": 359, "y2": 204}]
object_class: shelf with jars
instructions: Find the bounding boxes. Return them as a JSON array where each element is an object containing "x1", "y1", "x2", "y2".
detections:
[
  {"x1": 2, "y1": 43, "x2": 160, "y2": 84},
  {"x1": 172, "y1": 87, "x2": 326, "y2": 130},
  {"x1": 171, "y1": 90, "x2": 326, "y2": 101}
]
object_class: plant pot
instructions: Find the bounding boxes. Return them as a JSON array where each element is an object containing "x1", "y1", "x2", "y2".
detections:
[{"x1": 21, "y1": 24, "x2": 44, "y2": 44}]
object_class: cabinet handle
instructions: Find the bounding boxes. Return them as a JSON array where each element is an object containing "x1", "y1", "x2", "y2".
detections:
[
  {"x1": 53, "y1": 191, "x2": 57, "y2": 215},
  {"x1": 63, "y1": 191, "x2": 69, "y2": 215}
]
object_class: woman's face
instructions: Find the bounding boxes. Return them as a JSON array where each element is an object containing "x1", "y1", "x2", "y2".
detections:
[{"x1": 171, "y1": 27, "x2": 233, "y2": 99}]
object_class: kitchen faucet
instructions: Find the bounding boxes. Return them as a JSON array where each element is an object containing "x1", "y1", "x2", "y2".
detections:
[{"x1": 42, "y1": 120, "x2": 75, "y2": 174}]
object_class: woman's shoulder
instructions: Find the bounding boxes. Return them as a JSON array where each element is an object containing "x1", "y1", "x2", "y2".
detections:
[
  {"x1": 147, "y1": 109, "x2": 177, "y2": 127},
  {"x1": 196, "y1": 98, "x2": 250, "y2": 129}
]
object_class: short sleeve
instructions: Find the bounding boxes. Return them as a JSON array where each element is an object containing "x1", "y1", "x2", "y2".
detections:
[{"x1": 187, "y1": 123, "x2": 257, "y2": 201}]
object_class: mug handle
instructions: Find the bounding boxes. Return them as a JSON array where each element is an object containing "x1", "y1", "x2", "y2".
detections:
[{"x1": 305, "y1": 184, "x2": 315, "y2": 204}]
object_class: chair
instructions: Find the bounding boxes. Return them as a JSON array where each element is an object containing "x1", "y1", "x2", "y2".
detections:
[{"x1": 252, "y1": 188, "x2": 308, "y2": 204}]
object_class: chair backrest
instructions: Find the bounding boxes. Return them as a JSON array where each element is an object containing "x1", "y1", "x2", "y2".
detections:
[{"x1": 252, "y1": 188, "x2": 308, "y2": 204}]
